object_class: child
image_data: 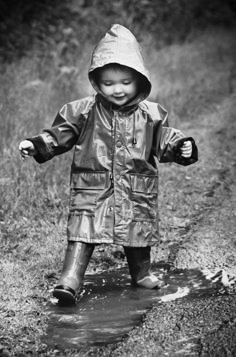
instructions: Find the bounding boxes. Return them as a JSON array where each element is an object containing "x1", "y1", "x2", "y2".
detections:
[{"x1": 19, "y1": 24, "x2": 198, "y2": 305}]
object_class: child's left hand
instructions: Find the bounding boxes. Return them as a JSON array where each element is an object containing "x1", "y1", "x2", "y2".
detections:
[{"x1": 180, "y1": 140, "x2": 192, "y2": 158}]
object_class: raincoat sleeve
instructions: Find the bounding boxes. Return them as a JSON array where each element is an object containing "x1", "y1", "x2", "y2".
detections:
[
  {"x1": 154, "y1": 104, "x2": 198, "y2": 166},
  {"x1": 28, "y1": 99, "x2": 90, "y2": 163}
]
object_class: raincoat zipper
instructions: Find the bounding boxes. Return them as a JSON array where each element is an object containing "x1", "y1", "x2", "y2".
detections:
[
  {"x1": 132, "y1": 115, "x2": 137, "y2": 146},
  {"x1": 110, "y1": 112, "x2": 117, "y2": 185}
]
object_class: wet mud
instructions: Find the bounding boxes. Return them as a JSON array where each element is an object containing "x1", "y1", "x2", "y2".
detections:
[{"x1": 43, "y1": 265, "x2": 226, "y2": 351}]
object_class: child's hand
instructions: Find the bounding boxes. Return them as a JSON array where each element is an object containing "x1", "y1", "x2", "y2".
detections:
[
  {"x1": 180, "y1": 140, "x2": 192, "y2": 158},
  {"x1": 19, "y1": 140, "x2": 36, "y2": 159}
]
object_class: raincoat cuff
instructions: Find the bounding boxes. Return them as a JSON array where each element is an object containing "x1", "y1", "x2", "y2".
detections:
[
  {"x1": 173, "y1": 137, "x2": 198, "y2": 166},
  {"x1": 27, "y1": 135, "x2": 54, "y2": 163}
]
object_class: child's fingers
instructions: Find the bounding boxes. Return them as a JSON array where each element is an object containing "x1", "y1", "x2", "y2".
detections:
[
  {"x1": 20, "y1": 150, "x2": 30, "y2": 160},
  {"x1": 181, "y1": 146, "x2": 192, "y2": 153},
  {"x1": 180, "y1": 140, "x2": 192, "y2": 158},
  {"x1": 181, "y1": 151, "x2": 192, "y2": 158},
  {"x1": 19, "y1": 140, "x2": 35, "y2": 157},
  {"x1": 181, "y1": 140, "x2": 192, "y2": 148},
  {"x1": 19, "y1": 147, "x2": 30, "y2": 157},
  {"x1": 19, "y1": 140, "x2": 34, "y2": 149},
  {"x1": 21, "y1": 149, "x2": 30, "y2": 156}
]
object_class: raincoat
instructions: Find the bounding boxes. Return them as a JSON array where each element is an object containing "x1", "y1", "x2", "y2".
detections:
[{"x1": 29, "y1": 24, "x2": 198, "y2": 247}]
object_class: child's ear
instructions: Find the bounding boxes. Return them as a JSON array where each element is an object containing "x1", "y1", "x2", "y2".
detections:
[
  {"x1": 91, "y1": 68, "x2": 101, "y2": 86},
  {"x1": 91, "y1": 79, "x2": 100, "y2": 92}
]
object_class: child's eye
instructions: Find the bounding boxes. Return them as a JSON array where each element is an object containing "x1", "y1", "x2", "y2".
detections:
[
  {"x1": 102, "y1": 81, "x2": 112, "y2": 86},
  {"x1": 123, "y1": 80, "x2": 131, "y2": 85}
]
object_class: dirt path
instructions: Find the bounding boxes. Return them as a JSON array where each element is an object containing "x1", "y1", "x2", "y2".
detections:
[{"x1": 170, "y1": 94, "x2": 236, "y2": 276}]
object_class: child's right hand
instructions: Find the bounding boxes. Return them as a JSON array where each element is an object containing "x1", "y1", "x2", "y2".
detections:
[{"x1": 19, "y1": 140, "x2": 36, "y2": 159}]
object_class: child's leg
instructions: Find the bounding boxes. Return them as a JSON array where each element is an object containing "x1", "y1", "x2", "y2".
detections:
[
  {"x1": 53, "y1": 241, "x2": 95, "y2": 304},
  {"x1": 123, "y1": 246, "x2": 162, "y2": 289}
]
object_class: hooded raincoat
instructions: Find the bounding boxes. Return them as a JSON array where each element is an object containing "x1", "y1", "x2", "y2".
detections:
[{"x1": 30, "y1": 24, "x2": 198, "y2": 247}]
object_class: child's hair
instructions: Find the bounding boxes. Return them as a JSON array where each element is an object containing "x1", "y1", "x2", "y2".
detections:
[{"x1": 92, "y1": 63, "x2": 147, "y2": 92}]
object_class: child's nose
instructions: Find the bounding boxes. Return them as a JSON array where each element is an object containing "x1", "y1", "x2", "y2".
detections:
[{"x1": 113, "y1": 84, "x2": 123, "y2": 93}]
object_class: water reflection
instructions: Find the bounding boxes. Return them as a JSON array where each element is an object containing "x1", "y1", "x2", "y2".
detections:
[{"x1": 43, "y1": 265, "x2": 223, "y2": 349}]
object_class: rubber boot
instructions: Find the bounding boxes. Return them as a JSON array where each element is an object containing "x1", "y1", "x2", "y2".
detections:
[
  {"x1": 123, "y1": 247, "x2": 162, "y2": 289},
  {"x1": 53, "y1": 241, "x2": 95, "y2": 305}
]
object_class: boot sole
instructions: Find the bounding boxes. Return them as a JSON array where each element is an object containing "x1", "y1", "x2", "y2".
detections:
[{"x1": 53, "y1": 286, "x2": 77, "y2": 305}]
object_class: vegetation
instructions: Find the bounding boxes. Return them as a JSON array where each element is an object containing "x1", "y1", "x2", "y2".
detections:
[
  {"x1": 0, "y1": 0, "x2": 236, "y2": 61},
  {"x1": 0, "y1": 1, "x2": 236, "y2": 355}
]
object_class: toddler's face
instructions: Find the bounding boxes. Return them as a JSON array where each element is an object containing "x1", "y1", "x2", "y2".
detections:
[{"x1": 98, "y1": 66, "x2": 138, "y2": 106}]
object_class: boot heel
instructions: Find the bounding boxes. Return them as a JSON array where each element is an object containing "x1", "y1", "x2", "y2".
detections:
[{"x1": 53, "y1": 285, "x2": 77, "y2": 305}]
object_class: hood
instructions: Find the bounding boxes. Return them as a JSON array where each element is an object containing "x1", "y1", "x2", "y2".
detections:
[{"x1": 88, "y1": 24, "x2": 151, "y2": 105}]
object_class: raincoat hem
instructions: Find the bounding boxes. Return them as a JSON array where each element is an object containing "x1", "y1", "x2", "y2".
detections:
[
  {"x1": 67, "y1": 236, "x2": 159, "y2": 247},
  {"x1": 67, "y1": 236, "x2": 114, "y2": 244}
]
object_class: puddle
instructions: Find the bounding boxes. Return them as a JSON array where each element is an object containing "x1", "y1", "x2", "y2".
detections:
[{"x1": 43, "y1": 265, "x2": 225, "y2": 350}]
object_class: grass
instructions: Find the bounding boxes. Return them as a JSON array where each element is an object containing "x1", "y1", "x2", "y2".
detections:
[{"x1": 0, "y1": 22, "x2": 236, "y2": 356}]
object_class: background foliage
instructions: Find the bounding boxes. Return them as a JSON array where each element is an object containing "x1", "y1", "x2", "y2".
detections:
[{"x1": 0, "y1": 0, "x2": 236, "y2": 61}]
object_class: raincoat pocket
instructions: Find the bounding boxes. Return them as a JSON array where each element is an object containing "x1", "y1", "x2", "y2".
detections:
[
  {"x1": 70, "y1": 171, "x2": 108, "y2": 212},
  {"x1": 129, "y1": 174, "x2": 158, "y2": 222}
]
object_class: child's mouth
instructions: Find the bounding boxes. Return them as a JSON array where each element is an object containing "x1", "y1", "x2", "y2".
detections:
[{"x1": 113, "y1": 95, "x2": 126, "y2": 101}]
